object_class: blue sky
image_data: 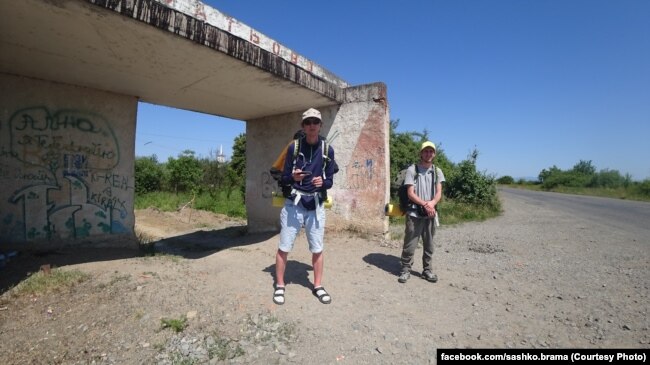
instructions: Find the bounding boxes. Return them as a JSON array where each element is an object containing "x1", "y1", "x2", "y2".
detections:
[{"x1": 136, "y1": 0, "x2": 650, "y2": 180}]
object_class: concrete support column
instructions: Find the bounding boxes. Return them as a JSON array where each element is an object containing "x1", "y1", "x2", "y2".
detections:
[
  {"x1": 246, "y1": 82, "x2": 389, "y2": 237},
  {"x1": 0, "y1": 73, "x2": 137, "y2": 249},
  {"x1": 327, "y1": 83, "x2": 390, "y2": 235}
]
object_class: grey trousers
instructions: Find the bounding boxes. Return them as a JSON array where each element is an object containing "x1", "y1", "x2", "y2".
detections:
[{"x1": 400, "y1": 214, "x2": 436, "y2": 273}]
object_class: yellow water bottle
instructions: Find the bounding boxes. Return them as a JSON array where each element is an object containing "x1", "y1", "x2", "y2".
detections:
[
  {"x1": 385, "y1": 203, "x2": 404, "y2": 217},
  {"x1": 324, "y1": 196, "x2": 333, "y2": 209},
  {"x1": 271, "y1": 191, "x2": 285, "y2": 207}
]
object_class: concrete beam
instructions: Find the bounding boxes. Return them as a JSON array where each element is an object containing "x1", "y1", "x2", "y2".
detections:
[{"x1": 0, "y1": 0, "x2": 347, "y2": 120}]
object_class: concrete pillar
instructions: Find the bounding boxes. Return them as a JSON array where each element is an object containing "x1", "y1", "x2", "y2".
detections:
[
  {"x1": 0, "y1": 73, "x2": 137, "y2": 249},
  {"x1": 246, "y1": 82, "x2": 389, "y2": 237}
]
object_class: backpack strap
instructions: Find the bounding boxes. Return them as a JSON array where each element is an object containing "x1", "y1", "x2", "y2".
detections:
[
  {"x1": 291, "y1": 138, "x2": 301, "y2": 171},
  {"x1": 321, "y1": 139, "x2": 329, "y2": 179},
  {"x1": 431, "y1": 163, "x2": 436, "y2": 186},
  {"x1": 431, "y1": 164, "x2": 437, "y2": 197}
]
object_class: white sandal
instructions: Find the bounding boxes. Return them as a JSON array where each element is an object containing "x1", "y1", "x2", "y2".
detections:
[
  {"x1": 273, "y1": 286, "x2": 285, "y2": 305},
  {"x1": 312, "y1": 286, "x2": 331, "y2": 304}
]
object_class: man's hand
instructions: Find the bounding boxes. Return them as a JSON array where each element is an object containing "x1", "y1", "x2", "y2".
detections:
[
  {"x1": 292, "y1": 169, "x2": 307, "y2": 182},
  {"x1": 312, "y1": 176, "x2": 323, "y2": 188},
  {"x1": 423, "y1": 201, "x2": 436, "y2": 217}
]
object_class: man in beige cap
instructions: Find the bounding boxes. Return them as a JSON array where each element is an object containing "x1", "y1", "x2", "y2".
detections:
[
  {"x1": 273, "y1": 108, "x2": 338, "y2": 305},
  {"x1": 398, "y1": 141, "x2": 445, "y2": 283}
]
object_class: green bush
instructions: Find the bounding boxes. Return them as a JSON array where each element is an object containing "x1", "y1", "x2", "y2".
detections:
[
  {"x1": 497, "y1": 175, "x2": 515, "y2": 185},
  {"x1": 589, "y1": 169, "x2": 624, "y2": 188},
  {"x1": 639, "y1": 179, "x2": 650, "y2": 196},
  {"x1": 444, "y1": 150, "x2": 499, "y2": 209},
  {"x1": 134, "y1": 156, "x2": 165, "y2": 194},
  {"x1": 541, "y1": 170, "x2": 591, "y2": 189},
  {"x1": 539, "y1": 161, "x2": 639, "y2": 191}
]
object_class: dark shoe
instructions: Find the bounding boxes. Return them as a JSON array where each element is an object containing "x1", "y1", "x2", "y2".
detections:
[
  {"x1": 398, "y1": 271, "x2": 410, "y2": 283},
  {"x1": 422, "y1": 270, "x2": 438, "y2": 283},
  {"x1": 312, "y1": 286, "x2": 331, "y2": 304}
]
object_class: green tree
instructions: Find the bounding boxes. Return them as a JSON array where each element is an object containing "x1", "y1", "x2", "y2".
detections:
[
  {"x1": 497, "y1": 175, "x2": 515, "y2": 185},
  {"x1": 167, "y1": 150, "x2": 203, "y2": 193},
  {"x1": 227, "y1": 133, "x2": 246, "y2": 200},
  {"x1": 538, "y1": 165, "x2": 560, "y2": 184},
  {"x1": 134, "y1": 155, "x2": 165, "y2": 194},
  {"x1": 623, "y1": 173, "x2": 633, "y2": 189},
  {"x1": 200, "y1": 151, "x2": 228, "y2": 192},
  {"x1": 539, "y1": 160, "x2": 620, "y2": 190},
  {"x1": 572, "y1": 160, "x2": 596, "y2": 175},
  {"x1": 389, "y1": 119, "x2": 420, "y2": 184}
]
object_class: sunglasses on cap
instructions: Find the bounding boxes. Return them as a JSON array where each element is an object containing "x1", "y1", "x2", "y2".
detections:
[{"x1": 303, "y1": 118, "x2": 321, "y2": 126}]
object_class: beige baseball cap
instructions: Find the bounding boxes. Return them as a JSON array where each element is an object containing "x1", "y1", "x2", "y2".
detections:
[{"x1": 302, "y1": 108, "x2": 321, "y2": 121}]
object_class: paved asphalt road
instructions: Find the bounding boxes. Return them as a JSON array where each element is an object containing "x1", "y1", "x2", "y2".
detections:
[{"x1": 498, "y1": 187, "x2": 650, "y2": 240}]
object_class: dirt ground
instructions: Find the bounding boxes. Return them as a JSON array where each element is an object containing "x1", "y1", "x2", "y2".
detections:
[{"x1": 0, "y1": 194, "x2": 648, "y2": 364}]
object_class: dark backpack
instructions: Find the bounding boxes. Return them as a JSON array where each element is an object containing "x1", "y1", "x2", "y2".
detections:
[{"x1": 394, "y1": 164, "x2": 437, "y2": 214}]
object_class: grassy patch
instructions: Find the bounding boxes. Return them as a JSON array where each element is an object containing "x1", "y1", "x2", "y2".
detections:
[
  {"x1": 437, "y1": 198, "x2": 502, "y2": 225},
  {"x1": 160, "y1": 316, "x2": 188, "y2": 333},
  {"x1": 135, "y1": 190, "x2": 246, "y2": 218},
  {"x1": 11, "y1": 268, "x2": 90, "y2": 296}
]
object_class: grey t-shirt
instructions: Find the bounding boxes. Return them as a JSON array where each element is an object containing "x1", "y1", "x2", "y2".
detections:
[{"x1": 404, "y1": 164, "x2": 446, "y2": 218}]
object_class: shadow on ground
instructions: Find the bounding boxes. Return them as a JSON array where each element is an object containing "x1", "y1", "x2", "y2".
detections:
[
  {"x1": 0, "y1": 225, "x2": 276, "y2": 295},
  {"x1": 151, "y1": 226, "x2": 276, "y2": 258},
  {"x1": 362, "y1": 253, "x2": 401, "y2": 276},
  {"x1": 262, "y1": 260, "x2": 313, "y2": 289}
]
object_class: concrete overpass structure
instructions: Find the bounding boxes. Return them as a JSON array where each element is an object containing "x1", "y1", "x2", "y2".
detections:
[{"x1": 0, "y1": 0, "x2": 390, "y2": 249}]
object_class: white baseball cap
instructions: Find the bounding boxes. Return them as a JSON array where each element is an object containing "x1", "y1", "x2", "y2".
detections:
[{"x1": 302, "y1": 108, "x2": 321, "y2": 121}]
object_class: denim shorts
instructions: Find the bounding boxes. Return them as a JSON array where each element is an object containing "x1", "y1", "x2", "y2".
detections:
[{"x1": 279, "y1": 200, "x2": 326, "y2": 253}]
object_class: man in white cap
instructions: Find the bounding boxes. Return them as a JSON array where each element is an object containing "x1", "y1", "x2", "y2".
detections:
[
  {"x1": 398, "y1": 141, "x2": 445, "y2": 283},
  {"x1": 273, "y1": 108, "x2": 338, "y2": 305}
]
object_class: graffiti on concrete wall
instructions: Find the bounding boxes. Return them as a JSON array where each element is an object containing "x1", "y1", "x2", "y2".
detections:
[
  {"x1": 261, "y1": 171, "x2": 274, "y2": 199},
  {"x1": 346, "y1": 158, "x2": 375, "y2": 190},
  {"x1": 344, "y1": 146, "x2": 386, "y2": 191},
  {"x1": 0, "y1": 107, "x2": 131, "y2": 243}
]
